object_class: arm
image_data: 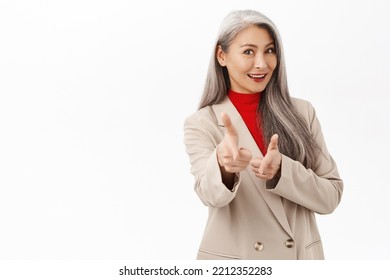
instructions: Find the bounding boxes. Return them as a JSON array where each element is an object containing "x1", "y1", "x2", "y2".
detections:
[
  {"x1": 183, "y1": 110, "x2": 251, "y2": 208},
  {"x1": 266, "y1": 101, "x2": 343, "y2": 214}
]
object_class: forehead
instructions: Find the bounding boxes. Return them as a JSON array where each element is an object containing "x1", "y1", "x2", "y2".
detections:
[{"x1": 231, "y1": 25, "x2": 274, "y2": 46}]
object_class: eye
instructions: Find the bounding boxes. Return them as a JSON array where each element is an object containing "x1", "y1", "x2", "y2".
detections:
[
  {"x1": 243, "y1": 49, "x2": 254, "y2": 55},
  {"x1": 265, "y1": 47, "x2": 275, "y2": 54}
]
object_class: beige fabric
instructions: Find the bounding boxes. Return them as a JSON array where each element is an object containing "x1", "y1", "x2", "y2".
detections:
[{"x1": 183, "y1": 97, "x2": 343, "y2": 260}]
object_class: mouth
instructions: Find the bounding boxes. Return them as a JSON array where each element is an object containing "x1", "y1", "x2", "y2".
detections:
[{"x1": 248, "y1": 73, "x2": 267, "y2": 80}]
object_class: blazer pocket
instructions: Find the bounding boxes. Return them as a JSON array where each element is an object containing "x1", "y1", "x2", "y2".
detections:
[
  {"x1": 305, "y1": 239, "x2": 322, "y2": 250},
  {"x1": 197, "y1": 249, "x2": 242, "y2": 260},
  {"x1": 304, "y1": 239, "x2": 325, "y2": 260}
]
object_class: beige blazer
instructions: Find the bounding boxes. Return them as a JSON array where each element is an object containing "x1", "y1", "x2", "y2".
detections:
[{"x1": 183, "y1": 97, "x2": 343, "y2": 260}]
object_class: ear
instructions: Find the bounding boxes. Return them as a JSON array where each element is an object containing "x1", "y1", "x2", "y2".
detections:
[{"x1": 216, "y1": 45, "x2": 227, "y2": 67}]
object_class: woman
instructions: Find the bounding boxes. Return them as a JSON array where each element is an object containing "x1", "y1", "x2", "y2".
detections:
[{"x1": 183, "y1": 10, "x2": 343, "y2": 260}]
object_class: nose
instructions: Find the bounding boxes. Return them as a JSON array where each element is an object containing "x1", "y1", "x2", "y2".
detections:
[{"x1": 254, "y1": 53, "x2": 267, "y2": 70}]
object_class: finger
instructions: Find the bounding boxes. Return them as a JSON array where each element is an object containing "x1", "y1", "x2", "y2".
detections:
[
  {"x1": 250, "y1": 158, "x2": 262, "y2": 168},
  {"x1": 222, "y1": 158, "x2": 250, "y2": 167},
  {"x1": 259, "y1": 157, "x2": 271, "y2": 176},
  {"x1": 255, "y1": 172, "x2": 268, "y2": 179},
  {"x1": 224, "y1": 161, "x2": 250, "y2": 172},
  {"x1": 238, "y1": 147, "x2": 252, "y2": 161},
  {"x1": 252, "y1": 165, "x2": 261, "y2": 173},
  {"x1": 221, "y1": 112, "x2": 240, "y2": 160},
  {"x1": 253, "y1": 166, "x2": 267, "y2": 177},
  {"x1": 225, "y1": 166, "x2": 246, "y2": 173},
  {"x1": 229, "y1": 144, "x2": 240, "y2": 161},
  {"x1": 218, "y1": 140, "x2": 238, "y2": 162},
  {"x1": 267, "y1": 134, "x2": 279, "y2": 152},
  {"x1": 221, "y1": 112, "x2": 238, "y2": 138},
  {"x1": 225, "y1": 137, "x2": 240, "y2": 161},
  {"x1": 257, "y1": 171, "x2": 268, "y2": 178}
]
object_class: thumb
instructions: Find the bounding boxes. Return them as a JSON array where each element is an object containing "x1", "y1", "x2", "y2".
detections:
[
  {"x1": 267, "y1": 134, "x2": 279, "y2": 152},
  {"x1": 221, "y1": 112, "x2": 238, "y2": 138},
  {"x1": 239, "y1": 147, "x2": 253, "y2": 161}
]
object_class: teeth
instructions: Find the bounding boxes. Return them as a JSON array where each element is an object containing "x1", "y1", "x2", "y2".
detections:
[{"x1": 249, "y1": 74, "x2": 265, "y2": 78}]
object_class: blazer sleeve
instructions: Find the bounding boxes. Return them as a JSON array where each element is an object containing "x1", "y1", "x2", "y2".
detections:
[
  {"x1": 183, "y1": 110, "x2": 241, "y2": 208},
  {"x1": 266, "y1": 101, "x2": 343, "y2": 214}
]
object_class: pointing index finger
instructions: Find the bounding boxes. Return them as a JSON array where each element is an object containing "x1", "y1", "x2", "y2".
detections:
[
  {"x1": 221, "y1": 112, "x2": 238, "y2": 137},
  {"x1": 221, "y1": 112, "x2": 240, "y2": 160}
]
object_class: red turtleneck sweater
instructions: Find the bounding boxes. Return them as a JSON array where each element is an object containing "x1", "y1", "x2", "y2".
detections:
[{"x1": 228, "y1": 90, "x2": 267, "y2": 155}]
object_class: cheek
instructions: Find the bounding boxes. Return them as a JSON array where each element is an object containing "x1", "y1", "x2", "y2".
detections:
[
  {"x1": 268, "y1": 57, "x2": 278, "y2": 71},
  {"x1": 227, "y1": 64, "x2": 248, "y2": 79},
  {"x1": 229, "y1": 56, "x2": 252, "y2": 72}
]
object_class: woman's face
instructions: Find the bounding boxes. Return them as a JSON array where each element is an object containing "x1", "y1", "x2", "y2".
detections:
[{"x1": 217, "y1": 25, "x2": 277, "y2": 94}]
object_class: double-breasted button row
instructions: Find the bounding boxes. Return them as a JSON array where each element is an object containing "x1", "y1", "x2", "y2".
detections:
[{"x1": 254, "y1": 239, "x2": 295, "y2": 251}]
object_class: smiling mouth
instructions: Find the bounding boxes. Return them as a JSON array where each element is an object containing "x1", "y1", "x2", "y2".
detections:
[{"x1": 248, "y1": 73, "x2": 267, "y2": 79}]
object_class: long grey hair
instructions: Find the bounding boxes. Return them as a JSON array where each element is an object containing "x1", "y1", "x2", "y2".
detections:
[{"x1": 199, "y1": 10, "x2": 318, "y2": 169}]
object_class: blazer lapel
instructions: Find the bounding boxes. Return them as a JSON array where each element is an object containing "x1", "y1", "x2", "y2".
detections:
[{"x1": 212, "y1": 97, "x2": 293, "y2": 238}]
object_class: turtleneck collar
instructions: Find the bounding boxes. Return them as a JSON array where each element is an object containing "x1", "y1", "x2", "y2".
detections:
[
  {"x1": 227, "y1": 89, "x2": 266, "y2": 154},
  {"x1": 228, "y1": 89, "x2": 261, "y2": 110}
]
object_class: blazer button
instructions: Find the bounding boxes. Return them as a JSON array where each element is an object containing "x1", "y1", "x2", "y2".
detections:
[
  {"x1": 254, "y1": 242, "x2": 264, "y2": 251},
  {"x1": 285, "y1": 239, "x2": 295, "y2": 248}
]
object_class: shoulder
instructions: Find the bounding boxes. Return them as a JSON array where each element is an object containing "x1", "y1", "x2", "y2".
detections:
[
  {"x1": 185, "y1": 106, "x2": 216, "y2": 123},
  {"x1": 291, "y1": 97, "x2": 314, "y2": 111},
  {"x1": 290, "y1": 97, "x2": 316, "y2": 124},
  {"x1": 183, "y1": 106, "x2": 224, "y2": 146},
  {"x1": 184, "y1": 106, "x2": 218, "y2": 131}
]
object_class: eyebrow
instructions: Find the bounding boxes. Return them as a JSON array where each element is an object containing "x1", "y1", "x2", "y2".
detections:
[{"x1": 240, "y1": 42, "x2": 275, "y2": 48}]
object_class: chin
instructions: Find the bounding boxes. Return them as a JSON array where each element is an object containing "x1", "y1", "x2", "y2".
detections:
[{"x1": 252, "y1": 87, "x2": 266, "y2": 93}]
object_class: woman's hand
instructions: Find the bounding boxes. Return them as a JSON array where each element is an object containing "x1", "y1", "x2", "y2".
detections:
[
  {"x1": 250, "y1": 134, "x2": 282, "y2": 180},
  {"x1": 217, "y1": 112, "x2": 252, "y2": 173}
]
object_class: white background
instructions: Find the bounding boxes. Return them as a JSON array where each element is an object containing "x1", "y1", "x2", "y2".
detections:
[{"x1": 0, "y1": 0, "x2": 389, "y2": 260}]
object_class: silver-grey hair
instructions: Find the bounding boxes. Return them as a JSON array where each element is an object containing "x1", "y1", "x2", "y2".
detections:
[{"x1": 199, "y1": 10, "x2": 317, "y2": 169}]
